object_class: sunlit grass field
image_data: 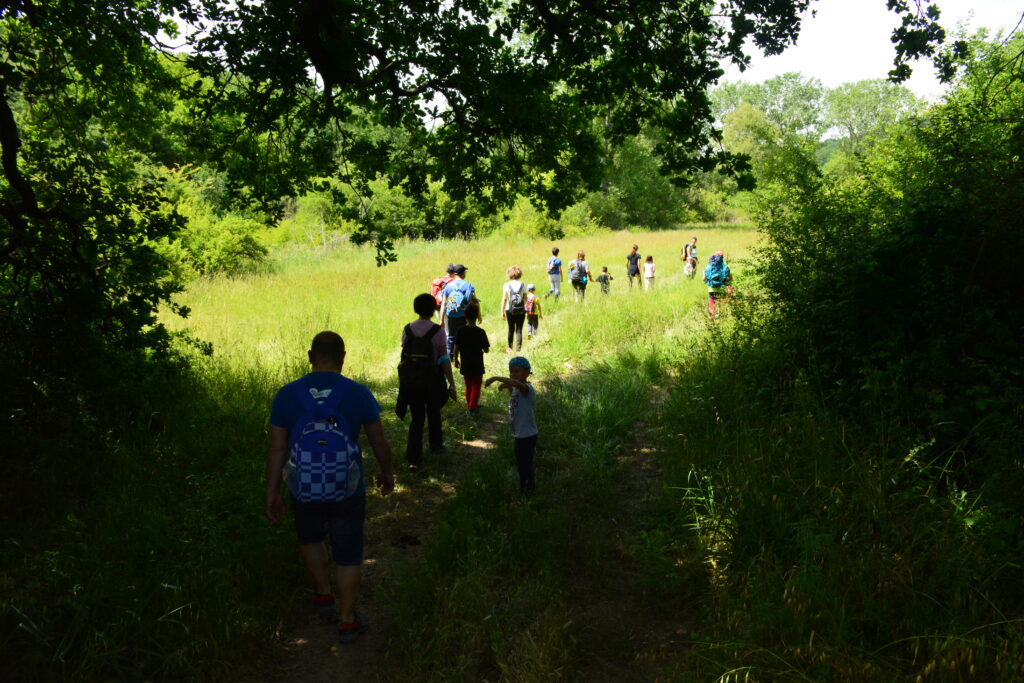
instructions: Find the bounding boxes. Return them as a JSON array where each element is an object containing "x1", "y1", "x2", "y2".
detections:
[
  {"x1": 154, "y1": 225, "x2": 760, "y2": 678},
  {"x1": 164, "y1": 226, "x2": 759, "y2": 390}
]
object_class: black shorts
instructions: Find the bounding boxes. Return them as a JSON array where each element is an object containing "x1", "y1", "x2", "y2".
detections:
[{"x1": 291, "y1": 496, "x2": 366, "y2": 566}]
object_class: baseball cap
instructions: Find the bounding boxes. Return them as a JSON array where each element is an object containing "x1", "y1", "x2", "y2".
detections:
[
  {"x1": 527, "y1": 283, "x2": 535, "y2": 290},
  {"x1": 508, "y1": 356, "x2": 531, "y2": 370},
  {"x1": 454, "y1": 264, "x2": 467, "y2": 275}
]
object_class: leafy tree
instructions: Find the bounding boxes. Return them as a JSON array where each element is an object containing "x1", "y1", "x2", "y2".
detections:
[
  {"x1": 751, "y1": 31, "x2": 1024, "y2": 506},
  {"x1": 586, "y1": 132, "x2": 696, "y2": 230},
  {"x1": 0, "y1": 0, "x2": 960, "y2": 389},
  {"x1": 824, "y1": 79, "x2": 921, "y2": 154},
  {"x1": 712, "y1": 72, "x2": 827, "y2": 138},
  {"x1": 1, "y1": 2, "x2": 189, "y2": 405}
]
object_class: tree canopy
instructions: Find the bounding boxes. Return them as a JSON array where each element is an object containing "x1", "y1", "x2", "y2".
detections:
[{"x1": 0, "y1": 0, "x2": 961, "y2": 392}]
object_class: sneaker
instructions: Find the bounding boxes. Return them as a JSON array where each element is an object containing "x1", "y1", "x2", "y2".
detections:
[
  {"x1": 337, "y1": 612, "x2": 369, "y2": 644},
  {"x1": 314, "y1": 592, "x2": 337, "y2": 622}
]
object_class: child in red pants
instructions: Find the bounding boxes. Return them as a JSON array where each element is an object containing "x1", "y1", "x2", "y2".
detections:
[{"x1": 452, "y1": 303, "x2": 489, "y2": 415}]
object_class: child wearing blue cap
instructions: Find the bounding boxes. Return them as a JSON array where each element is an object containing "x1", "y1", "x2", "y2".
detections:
[{"x1": 485, "y1": 356, "x2": 538, "y2": 493}]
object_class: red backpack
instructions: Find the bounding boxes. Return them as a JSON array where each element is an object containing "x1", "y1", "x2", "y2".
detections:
[{"x1": 430, "y1": 275, "x2": 453, "y2": 308}]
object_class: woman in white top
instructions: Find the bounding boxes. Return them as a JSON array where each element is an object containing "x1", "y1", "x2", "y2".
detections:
[
  {"x1": 499, "y1": 265, "x2": 528, "y2": 352},
  {"x1": 643, "y1": 255, "x2": 656, "y2": 290}
]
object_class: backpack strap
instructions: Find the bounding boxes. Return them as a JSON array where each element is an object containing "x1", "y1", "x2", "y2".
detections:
[
  {"x1": 291, "y1": 379, "x2": 350, "y2": 421},
  {"x1": 405, "y1": 323, "x2": 440, "y2": 344}
]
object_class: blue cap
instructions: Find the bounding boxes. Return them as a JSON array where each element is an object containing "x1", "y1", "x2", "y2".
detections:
[{"x1": 508, "y1": 356, "x2": 531, "y2": 370}]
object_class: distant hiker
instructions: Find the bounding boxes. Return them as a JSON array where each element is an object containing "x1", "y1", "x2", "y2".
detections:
[
  {"x1": 430, "y1": 263, "x2": 456, "y2": 322},
  {"x1": 500, "y1": 265, "x2": 528, "y2": 352},
  {"x1": 452, "y1": 302, "x2": 489, "y2": 417},
  {"x1": 397, "y1": 293, "x2": 459, "y2": 470},
  {"x1": 485, "y1": 356, "x2": 538, "y2": 493},
  {"x1": 525, "y1": 284, "x2": 542, "y2": 339},
  {"x1": 596, "y1": 266, "x2": 613, "y2": 294},
  {"x1": 441, "y1": 264, "x2": 478, "y2": 356},
  {"x1": 265, "y1": 331, "x2": 395, "y2": 644},
  {"x1": 545, "y1": 247, "x2": 563, "y2": 300},
  {"x1": 568, "y1": 250, "x2": 592, "y2": 302},
  {"x1": 625, "y1": 244, "x2": 642, "y2": 288},
  {"x1": 704, "y1": 251, "x2": 733, "y2": 319},
  {"x1": 682, "y1": 237, "x2": 698, "y2": 279},
  {"x1": 643, "y1": 254, "x2": 656, "y2": 290}
]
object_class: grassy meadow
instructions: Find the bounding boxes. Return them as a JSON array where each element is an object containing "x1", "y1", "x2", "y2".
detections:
[
  {"x1": 9, "y1": 223, "x2": 1017, "y2": 681},
  {"x1": 155, "y1": 225, "x2": 756, "y2": 680},
  {"x1": 164, "y1": 226, "x2": 757, "y2": 385}
]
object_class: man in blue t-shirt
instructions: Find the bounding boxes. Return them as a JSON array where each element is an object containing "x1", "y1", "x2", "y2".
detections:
[
  {"x1": 266, "y1": 331, "x2": 395, "y2": 644},
  {"x1": 440, "y1": 263, "x2": 478, "y2": 355}
]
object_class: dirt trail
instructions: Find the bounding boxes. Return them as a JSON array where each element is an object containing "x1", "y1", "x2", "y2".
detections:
[
  {"x1": 573, "y1": 388, "x2": 697, "y2": 680},
  {"x1": 250, "y1": 411, "x2": 503, "y2": 682},
  {"x1": 249, "y1": 312, "x2": 693, "y2": 680}
]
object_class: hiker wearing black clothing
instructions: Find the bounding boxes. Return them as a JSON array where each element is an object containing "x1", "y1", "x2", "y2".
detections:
[
  {"x1": 625, "y1": 244, "x2": 642, "y2": 288},
  {"x1": 397, "y1": 293, "x2": 458, "y2": 471},
  {"x1": 500, "y1": 265, "x2": 527, "y2": 352}
]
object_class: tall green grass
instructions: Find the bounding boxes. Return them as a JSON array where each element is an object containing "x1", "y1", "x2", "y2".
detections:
[
  {"x1": 644, "y1": 327, "x2": 1024, "y2": 680},
  {"x1": 2, "y1": 226, "x2": 755, "y2": 679},
  {"x1": 10, "y1": 223, "x2": 1014, "y2": 680}
]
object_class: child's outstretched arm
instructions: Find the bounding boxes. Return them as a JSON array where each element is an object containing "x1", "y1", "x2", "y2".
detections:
[{"x1": 485, "y1": 376, "x2": 530, "y2": 393}]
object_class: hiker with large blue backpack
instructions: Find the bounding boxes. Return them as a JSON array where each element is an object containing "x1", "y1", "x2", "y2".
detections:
[
  {"x1": 397, "y1": 293, "x2": 459, "y2": 471},
  {"x1": 704, "y1": 250, "x2": 733, "y2": 318},
  {"x1": 266, "y1": 331, "x2": 395, "y2": 644}
]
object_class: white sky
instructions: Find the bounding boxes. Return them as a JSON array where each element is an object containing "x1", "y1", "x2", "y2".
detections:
[{"x1": 722, "y1": 0, "x2": 1024, "y2": 99}]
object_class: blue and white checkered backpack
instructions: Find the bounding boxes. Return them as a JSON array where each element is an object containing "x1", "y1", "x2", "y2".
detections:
[{"x1": 287, "y1": 383, "x2": 361, "y2": 503}]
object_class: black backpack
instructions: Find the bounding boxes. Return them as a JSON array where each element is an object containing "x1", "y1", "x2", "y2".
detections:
[{"x1": 398, "y1": 324, "x2": 442, "y2": 391}]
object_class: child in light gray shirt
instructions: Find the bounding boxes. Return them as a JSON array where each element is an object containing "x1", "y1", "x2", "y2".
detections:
[{"x1": 485, "y1": 356, "x2": 538, "y2": 492}]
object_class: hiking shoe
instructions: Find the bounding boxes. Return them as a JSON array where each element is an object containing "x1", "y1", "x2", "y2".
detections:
[
  {"x1": 337, "y1": 612, "x2": 369, "y2": 644},
  {"x1": 314, "y1": 592, "x2": 337, "y2": 622}
]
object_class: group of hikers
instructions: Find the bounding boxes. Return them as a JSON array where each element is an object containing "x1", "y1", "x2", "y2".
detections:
[
  {"x1": 265, "y1": 316, "x2": 538, "y2": 644},
  {"x1": 263, "y1": 237, "x2": 733, "y2": 645},
  {"x1": 543, "y1": 240, "x2": 733, "y2": 316}
]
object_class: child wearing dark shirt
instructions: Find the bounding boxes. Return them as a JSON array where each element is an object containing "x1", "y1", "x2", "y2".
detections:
[
  {"x1": 596, "y1": 266, "x2": 613, "y2": 294},
  {"x1": 452, "y1": 303, "x2": 490, "y2": 415}
]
